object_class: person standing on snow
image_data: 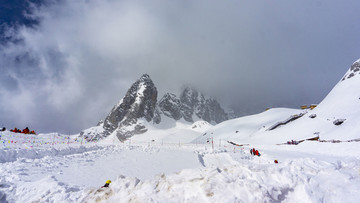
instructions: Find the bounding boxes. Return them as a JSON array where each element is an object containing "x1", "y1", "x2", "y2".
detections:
[{"x1": 103, "y1": 180, "x2": 111, "y2": 188}]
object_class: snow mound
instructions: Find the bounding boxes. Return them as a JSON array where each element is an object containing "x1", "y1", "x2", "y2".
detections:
[
  {"x1": 83, "y1": 158, "x2": 360, "y2": 202},
  {"x1": 15, "y1": 176, "x2": 82, "y2": 203},
  {"x1": 190, "y1": 121, "x2": 213, "y2": 133},
  {"x1": 79, "y1": 126, "x2": 106, "y2": 142}
]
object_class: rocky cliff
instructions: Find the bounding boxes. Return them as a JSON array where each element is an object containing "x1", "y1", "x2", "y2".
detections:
[{"x1": 154, "y1": 86, "x2": 231, "y2": 124}]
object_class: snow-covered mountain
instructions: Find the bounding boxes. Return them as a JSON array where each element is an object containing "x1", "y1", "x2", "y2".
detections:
[
  {"x1": 80, "y1": 74, "x2": 233, "y2": 141},
  {"x1": 102, "y1": 74, "x2": 158, "y2": 141},
  {"x1": 196, "y1": 58, "x2": 360, "y2": 144},
  {"x1": 80, "y1": 74, "x2": 157, "y2": 141}
]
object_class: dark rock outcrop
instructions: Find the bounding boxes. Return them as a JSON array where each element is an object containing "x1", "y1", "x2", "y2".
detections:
[
  {"x1": 158, "y1": 93, "x2": 182, "y2": 120},
  {"x1": 342, "y1": 60, "x2": 360, "y2": 81},
  {"x1": 102, "y1": 73, "x2": 157, "y2": 140}
]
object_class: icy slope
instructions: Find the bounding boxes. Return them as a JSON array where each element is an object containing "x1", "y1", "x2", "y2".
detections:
[{"x1": 192, "y1": 108, "x2": 303, "y2": 144}]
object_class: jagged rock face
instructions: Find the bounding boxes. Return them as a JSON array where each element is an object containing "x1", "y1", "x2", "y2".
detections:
[
  {"x1": 102, "y1": 74, "x2": 157, "y2": 140},
  {"x1": 152, "y1": 106, "x2": 162, "y2": 124},
  {"x1": 202, "y1": 98, "x2": 228, "y2": 124},
  {"x1": 158, "y1": 86, "x2": 229, "y2": 124},
  {"x1": 158, "y1": 93, "x2": 182, "y2": 120},
  {"x1": 182, "y1": 87, "x2": 229, "y2": 123},
  {"x1": 180, "y1": 87, "x2": 200, "y2": 122},
  {"x1": 342, "y1": 59, "x2": 360, "y2": 81}
]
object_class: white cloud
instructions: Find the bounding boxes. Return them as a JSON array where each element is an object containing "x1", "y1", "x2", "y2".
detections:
[{"x1": 1, "y1": 0, "x2": 360, "y2": 133}]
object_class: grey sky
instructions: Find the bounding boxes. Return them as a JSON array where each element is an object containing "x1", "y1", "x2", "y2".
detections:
[{"x1": 1, "y1": 0, "x2": 360, "y2": 134}]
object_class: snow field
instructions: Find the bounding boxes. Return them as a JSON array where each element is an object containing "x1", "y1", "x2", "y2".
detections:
[
  {"x1": 84, "y1": 151, "x2": 360, "y2": 203},
  {"x1": 0, "y1": 141, "x2": 204, "y2": 202},
  {"x1": 1, "y1": 121, "x2": 360, "y2": 203},
  {"x1": 1, "y1": 134, "x2": 360, "y2": 202}
]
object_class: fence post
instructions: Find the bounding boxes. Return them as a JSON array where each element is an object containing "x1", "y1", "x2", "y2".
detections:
[
  {"x1": 212, "y1": 137, "x2": 214, "y2": 151},
  {"x1": 52, "y1": 133, "x2": 56, "y2": 146}
]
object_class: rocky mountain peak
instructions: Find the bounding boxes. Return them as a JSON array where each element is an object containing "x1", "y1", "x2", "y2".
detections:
[
  {"x1": 80, "y1": 77, "x2": 234, "y2": 142},
  {"x1": 102, "y1": 73, "x2": 157, "y2": 140},
  {"x1": 138, "y1": 73, "x2": 151, "y2": 82}
]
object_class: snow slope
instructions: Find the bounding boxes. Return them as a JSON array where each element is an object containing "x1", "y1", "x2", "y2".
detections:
[
  {"x1": 100, "y1": 117, "x2": 203, "y2": 145},
  {"x1": 193, "y1": 108, "x2": 304, "y2": 144},
  {"x1": 196, "y1": 59, "x2": 360, "y2": 145},
  {"x1": 256, "y1": 60, "x2": 360, "y2": 143}
]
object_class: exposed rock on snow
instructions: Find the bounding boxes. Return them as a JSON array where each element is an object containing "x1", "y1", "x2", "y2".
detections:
[
  {"x1": 158, "y1": 93, "x2": 182, "y2": 120},
  {"x1": 309, "y1": 114, "x2": 317, "y2": 118},
  {"x1": 80, "y1": 75, "x2": 234, "y2": 141},
  {"x1": 79, "y1": 126, "x2": 106, "y2": 142},
  {"x1": 190, "y1": 121, "x2": 213, "y2": 132},
  {"x1": 267, "y1": 113, "x2": 305, "y2": 131},
  {"x1": 342, "y1": 59, "x2": 360, "y2": 81},
  {"x1": 333, "y1": 119, "x2": 346, "y2": 126}
]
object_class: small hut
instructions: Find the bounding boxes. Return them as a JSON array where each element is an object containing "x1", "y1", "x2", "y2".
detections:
[
  {"x1": 309, "y1": 104, "x2": 317, "y2": 110},
  {"x1": 300, "y1": 105, "x2": 308, "y2": 109}
]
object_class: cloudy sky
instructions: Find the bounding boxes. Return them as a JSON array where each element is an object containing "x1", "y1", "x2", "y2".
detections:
[{"x1": 1, "y1": 0, "x2": 360, "y2": 134}]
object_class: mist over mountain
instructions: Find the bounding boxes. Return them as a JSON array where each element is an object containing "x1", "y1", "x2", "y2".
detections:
[{"x1": 80, "y1": 74, "x2": 234, "y2": 141}]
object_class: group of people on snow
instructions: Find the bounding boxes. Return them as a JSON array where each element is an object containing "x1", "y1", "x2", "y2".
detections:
[
  {"x1": 249, "y1": 147, "x2": 279, "y2": 164},
  {"x1": 250, "y1": 148, "x2": 261, "y2": 156},
  {"x1": 9, "y1": 127, "x2": 36, "y2": 134}
]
